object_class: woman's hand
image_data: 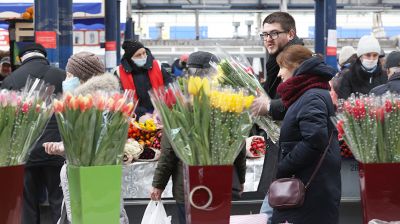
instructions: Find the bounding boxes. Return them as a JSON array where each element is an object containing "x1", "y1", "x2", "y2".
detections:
[
  {"x1": 250, "y1": 95, "x2": 271, "y2": 116},
  {"x1": 43, "y1": 142, "x2": 65, "y2": 156},
  {"x1": 150, "y1": 187, "x2": 163, "y2": 201}
]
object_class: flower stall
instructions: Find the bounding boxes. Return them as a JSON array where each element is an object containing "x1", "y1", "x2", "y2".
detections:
[
  {"x1": 0, "y1": 78, "x2": 54, "y2": 224},
  {"x1": 150, "y1": 75, "x2": 255, "y2": 224},
  {"x1": 334, "y1": 93, "x2": 400, "y2": 223},
  {"x1": 54, "y1": 91, "x2": 135, "y2": 224}
]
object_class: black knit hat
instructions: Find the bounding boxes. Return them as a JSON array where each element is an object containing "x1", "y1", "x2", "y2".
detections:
[
  {"x1": 122, "y1": 40, "x2": 145, "y2": 59},
  {"x1": 19, "y1": 43, "x2": 47, "y2": 58},
  {"x1": 187, "y1": 51, "x2": 219, "y2": 69},
  {"x1": 385, "y1": 51, "x2": 400, "y2": 69}
]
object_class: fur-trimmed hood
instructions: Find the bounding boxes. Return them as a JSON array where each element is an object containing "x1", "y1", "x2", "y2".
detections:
[{"x1": 74, "y1": 73, "x2": 120, "y2": 95}]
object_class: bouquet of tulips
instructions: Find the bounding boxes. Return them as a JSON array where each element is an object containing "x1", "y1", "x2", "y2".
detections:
[
  {"x1": 150, "y1": 76, "x2": 254, "y2": 165},
  {"x1": 0, "y1": 78, "x2": 54, "y2": 167},
  {"x1": 213, "y1": 49, "x2": 280, "y2": 143},
  {"x1": 334, "y1": 93, "x2": 400, "y2": 163},
  {"x1": 54, "y1": 91, "x2": 136, "y2": 166}
]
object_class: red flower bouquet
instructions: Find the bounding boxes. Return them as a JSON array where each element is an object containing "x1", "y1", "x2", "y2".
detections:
[{"x1": 334, "y1": 93, "x2": 400, "y2": 163}]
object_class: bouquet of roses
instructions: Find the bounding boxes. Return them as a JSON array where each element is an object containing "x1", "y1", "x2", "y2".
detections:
[
  {"x1": 0, "y1": 78, "x2": 54, "y2": 167},
  {"x1": 213, "y1": 49, "x2": 280, "y2": 143},
  {"x1": 334, "y1": 93, "x2": 400, "y2": 163},
  {"x1": 54, "y1": 91, "x2": 136, "y2": 166},
  {"x1": 150, "y1": 76, "x2": 254, "y2": 165}
]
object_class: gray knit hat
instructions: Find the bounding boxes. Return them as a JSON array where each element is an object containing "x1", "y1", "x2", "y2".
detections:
[{"x1": 66, "y1": 52, "x2": 105, "y2": 82}]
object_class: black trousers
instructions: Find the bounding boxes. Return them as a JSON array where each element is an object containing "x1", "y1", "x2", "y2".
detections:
[{"x1": 22, "y1": 166, "x2": 63, "y2": 224}]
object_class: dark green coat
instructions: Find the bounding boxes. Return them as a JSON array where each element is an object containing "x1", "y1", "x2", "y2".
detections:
[{"x1": 152, "y1": 134, "x2": 247, "y2": 203}]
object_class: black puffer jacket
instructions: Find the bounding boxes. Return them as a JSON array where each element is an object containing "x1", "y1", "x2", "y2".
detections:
[
  {"x1": 1, "y1": 56, "x2": 66, "y2": 167},
  {"x1": 370, "y1": 72, "x2": 400, "y2": 95},
  {"x1": 272, "y1": 57, "x2": 341, "y2": 224},
  {"x1": 336, "y1": 59, "x2": 387, "y2": 99}
]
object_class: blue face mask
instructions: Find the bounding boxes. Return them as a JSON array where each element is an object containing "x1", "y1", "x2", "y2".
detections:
[
  {"x1": 133, "y1": 57, "x2": 147, "y2": 67},
  {"x1": 62, "y1": 76, "x2": 80, "y2": 92}
]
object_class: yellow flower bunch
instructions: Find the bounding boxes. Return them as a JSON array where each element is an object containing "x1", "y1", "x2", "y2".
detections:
[
  {"x1": 135, "y1": 119, "x2": 157, "y2": 132},
  {"x1": 210, "y1": 90, "x2": 255, "y2": 113},
  {"x1": 188, "y1": 76, "x2": 210, "y2": 96}
]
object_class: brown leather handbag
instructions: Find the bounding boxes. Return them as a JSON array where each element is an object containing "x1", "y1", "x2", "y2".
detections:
[{"x1": 268, "y1": 133, "x2": 334, "y2": 209}]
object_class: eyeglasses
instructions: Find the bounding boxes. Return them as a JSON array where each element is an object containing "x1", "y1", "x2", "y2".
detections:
[{"x1": 259, "y1": 31, "x2": 287, "y2": 40}]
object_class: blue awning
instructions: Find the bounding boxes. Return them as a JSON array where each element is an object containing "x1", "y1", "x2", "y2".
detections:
[{"x1": 0, "y1": 2, "x2": 101, "y2": 14}]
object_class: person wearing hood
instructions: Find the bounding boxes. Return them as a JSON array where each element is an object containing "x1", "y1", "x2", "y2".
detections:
[
  {"x1": 115, "y1": 40, "x2": 173, "y2": 118},
  {"x1": 336, "y1": 35, "x2": 387, "y2": 99},
  {"x1": 1, "y1": 43, "x2": 66, "y2": 224},
  {"x1": 270, "y1": 45, "x2": 341, "y2": 224},
  {"x1": 370, "y1": 51, "x2": 400, "y2": 95}
]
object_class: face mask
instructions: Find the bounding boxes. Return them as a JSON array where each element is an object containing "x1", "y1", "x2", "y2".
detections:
[
  {"x1": 361, "y1": 59, "x2": 378, "y2": 70},
  {"x1": 133, "y1": 57, "x2": 147, "y2": 67},
  {"x1": 62, "y1": 76, "x2": 80, "y2": 92}
]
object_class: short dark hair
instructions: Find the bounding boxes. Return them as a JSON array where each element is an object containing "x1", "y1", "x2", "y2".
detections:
[{"x1": 263, "y1": 12, "x2": 296, "y2": 33}]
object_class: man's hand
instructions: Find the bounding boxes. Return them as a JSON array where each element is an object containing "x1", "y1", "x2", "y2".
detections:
[
  {"x1": 150, "y1": 187, "x2": 163, "y2": 201},
  {"x1": 250, "y1": 95, "x2": 271, "y2": 116},
  {"x1": 43, "y1": 142, "x2": 65, "y2": 156}
]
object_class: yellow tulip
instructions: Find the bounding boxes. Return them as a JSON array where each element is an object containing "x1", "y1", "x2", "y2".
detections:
[
  {"x1": 201, "y1": 78, "x2": 210, "y2": 95},
  {"x1": 188, "y1": 76, "x2": 203, "y2": 96},
  {"x1": 244, "y1": 95, "x2": 255, "y2": 109}
]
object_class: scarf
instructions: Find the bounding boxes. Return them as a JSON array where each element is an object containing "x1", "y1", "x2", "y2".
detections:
[{"x1": 277, "y1": 75, "x2": 330, "y2": 108}]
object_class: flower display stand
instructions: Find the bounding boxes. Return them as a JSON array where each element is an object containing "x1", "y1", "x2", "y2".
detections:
[
  {"x1": 0, "y1": 165, "x2": 24, "y2": 224},
  {"x1": 68, "y1": 165, "x2": 122, "y2": 224},
  {"x1": 183, "y1": 165, "x2": 233, "y2": 224},
  {"x1": 359, "y1": 163, "x2": 400, "y2": 224}
]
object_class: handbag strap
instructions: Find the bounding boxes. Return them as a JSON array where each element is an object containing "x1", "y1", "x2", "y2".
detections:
[{"x1": 304, "y1": 132, "x2": 334, "y2": 189}]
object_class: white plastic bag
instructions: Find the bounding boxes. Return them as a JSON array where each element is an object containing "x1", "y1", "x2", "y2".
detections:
[{"x1": 141, "y1": 200, "x2": 171, "y2": 224}]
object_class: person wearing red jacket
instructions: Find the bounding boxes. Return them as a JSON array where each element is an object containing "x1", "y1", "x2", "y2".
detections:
[{"x1": 114, "y1": 40, "x2": 173, "y2": 118}]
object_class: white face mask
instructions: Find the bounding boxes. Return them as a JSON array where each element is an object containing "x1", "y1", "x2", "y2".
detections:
[
  {"x1": 361, "y1": 59, "x2": 378, "y2": 70},
  {"x1": 62, "y1": 76, "x2": 80, "y2": 92},
  {"x1": 133, "y1": 57, "x2": 147, "y2": 67}
]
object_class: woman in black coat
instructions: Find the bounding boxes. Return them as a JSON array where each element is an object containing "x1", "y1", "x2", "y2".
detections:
[{"x1": 271, "y1": 45, "x2": 341, "y2": 224}]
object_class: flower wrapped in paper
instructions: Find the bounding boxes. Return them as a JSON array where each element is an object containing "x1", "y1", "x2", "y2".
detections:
[
  {"x1": 333, "y1": 93, "x2": 400, "y2": 163},
  {"x1": 213, "y1": 49, "x2": 280, "y2": 143},
  {"x1": 150, "y1": 76, "x2": 254, "y2": 165},
  {"x1": 0, "y1": 78, "x2": 54, "y2": 167},
  {"x1": 54, "y1": 91, "x2": 136, "y2": 166}
]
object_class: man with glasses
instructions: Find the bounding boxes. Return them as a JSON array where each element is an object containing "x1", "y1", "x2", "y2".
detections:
[
  {"x1": 251, "y1": 11, "x2": 303, "y2": 120},
  {"x1": 249, "y1": 12, "x2": 303, "y2": 223}
]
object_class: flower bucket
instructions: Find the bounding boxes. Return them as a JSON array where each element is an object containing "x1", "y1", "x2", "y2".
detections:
[
  {"x1": 68, "y1": 165, "x2": 122, "y2": 224},
  {"x1": 0, "y1": 165, "x2": 24, "y2": 224},
  {"x1": 183, "y1": 165, "x2": 233, "y2": 224},
  {"x1": 359, "y1": 163, "x2": 400, "y2": 224}
]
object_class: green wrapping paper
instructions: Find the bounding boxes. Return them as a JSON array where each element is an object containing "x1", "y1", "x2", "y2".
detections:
[{"x1": 68, "y1": 165, "x2": 122, "y2": 224}]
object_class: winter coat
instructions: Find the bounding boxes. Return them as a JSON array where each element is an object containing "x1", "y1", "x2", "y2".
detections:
[
  {"x1": 272, "y1": 58, "x2": 341, "y2": 224},
  {"x1": 370, "y1": 72, "x2": 400, "y2": 95},
  {"x1": 336, "y1": 59, "x2": 387, "y2": 99},
  {"x1": 115, "y1": 48, "x2": 173, "y2": 118},
  {"x1": 152, "y1": 134, "x2": 247, "y2": 203},
  {"x1": 1, "y1": 56, "x2": 66, "y2": 167},
  {"x1": 59, "y1": 73, "x2": 129, "y2": 224}
]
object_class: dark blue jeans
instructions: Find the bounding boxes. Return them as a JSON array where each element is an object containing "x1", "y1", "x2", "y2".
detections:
[{"x1": 176, "y1": 203, "x2": 186, "y2": 224}]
